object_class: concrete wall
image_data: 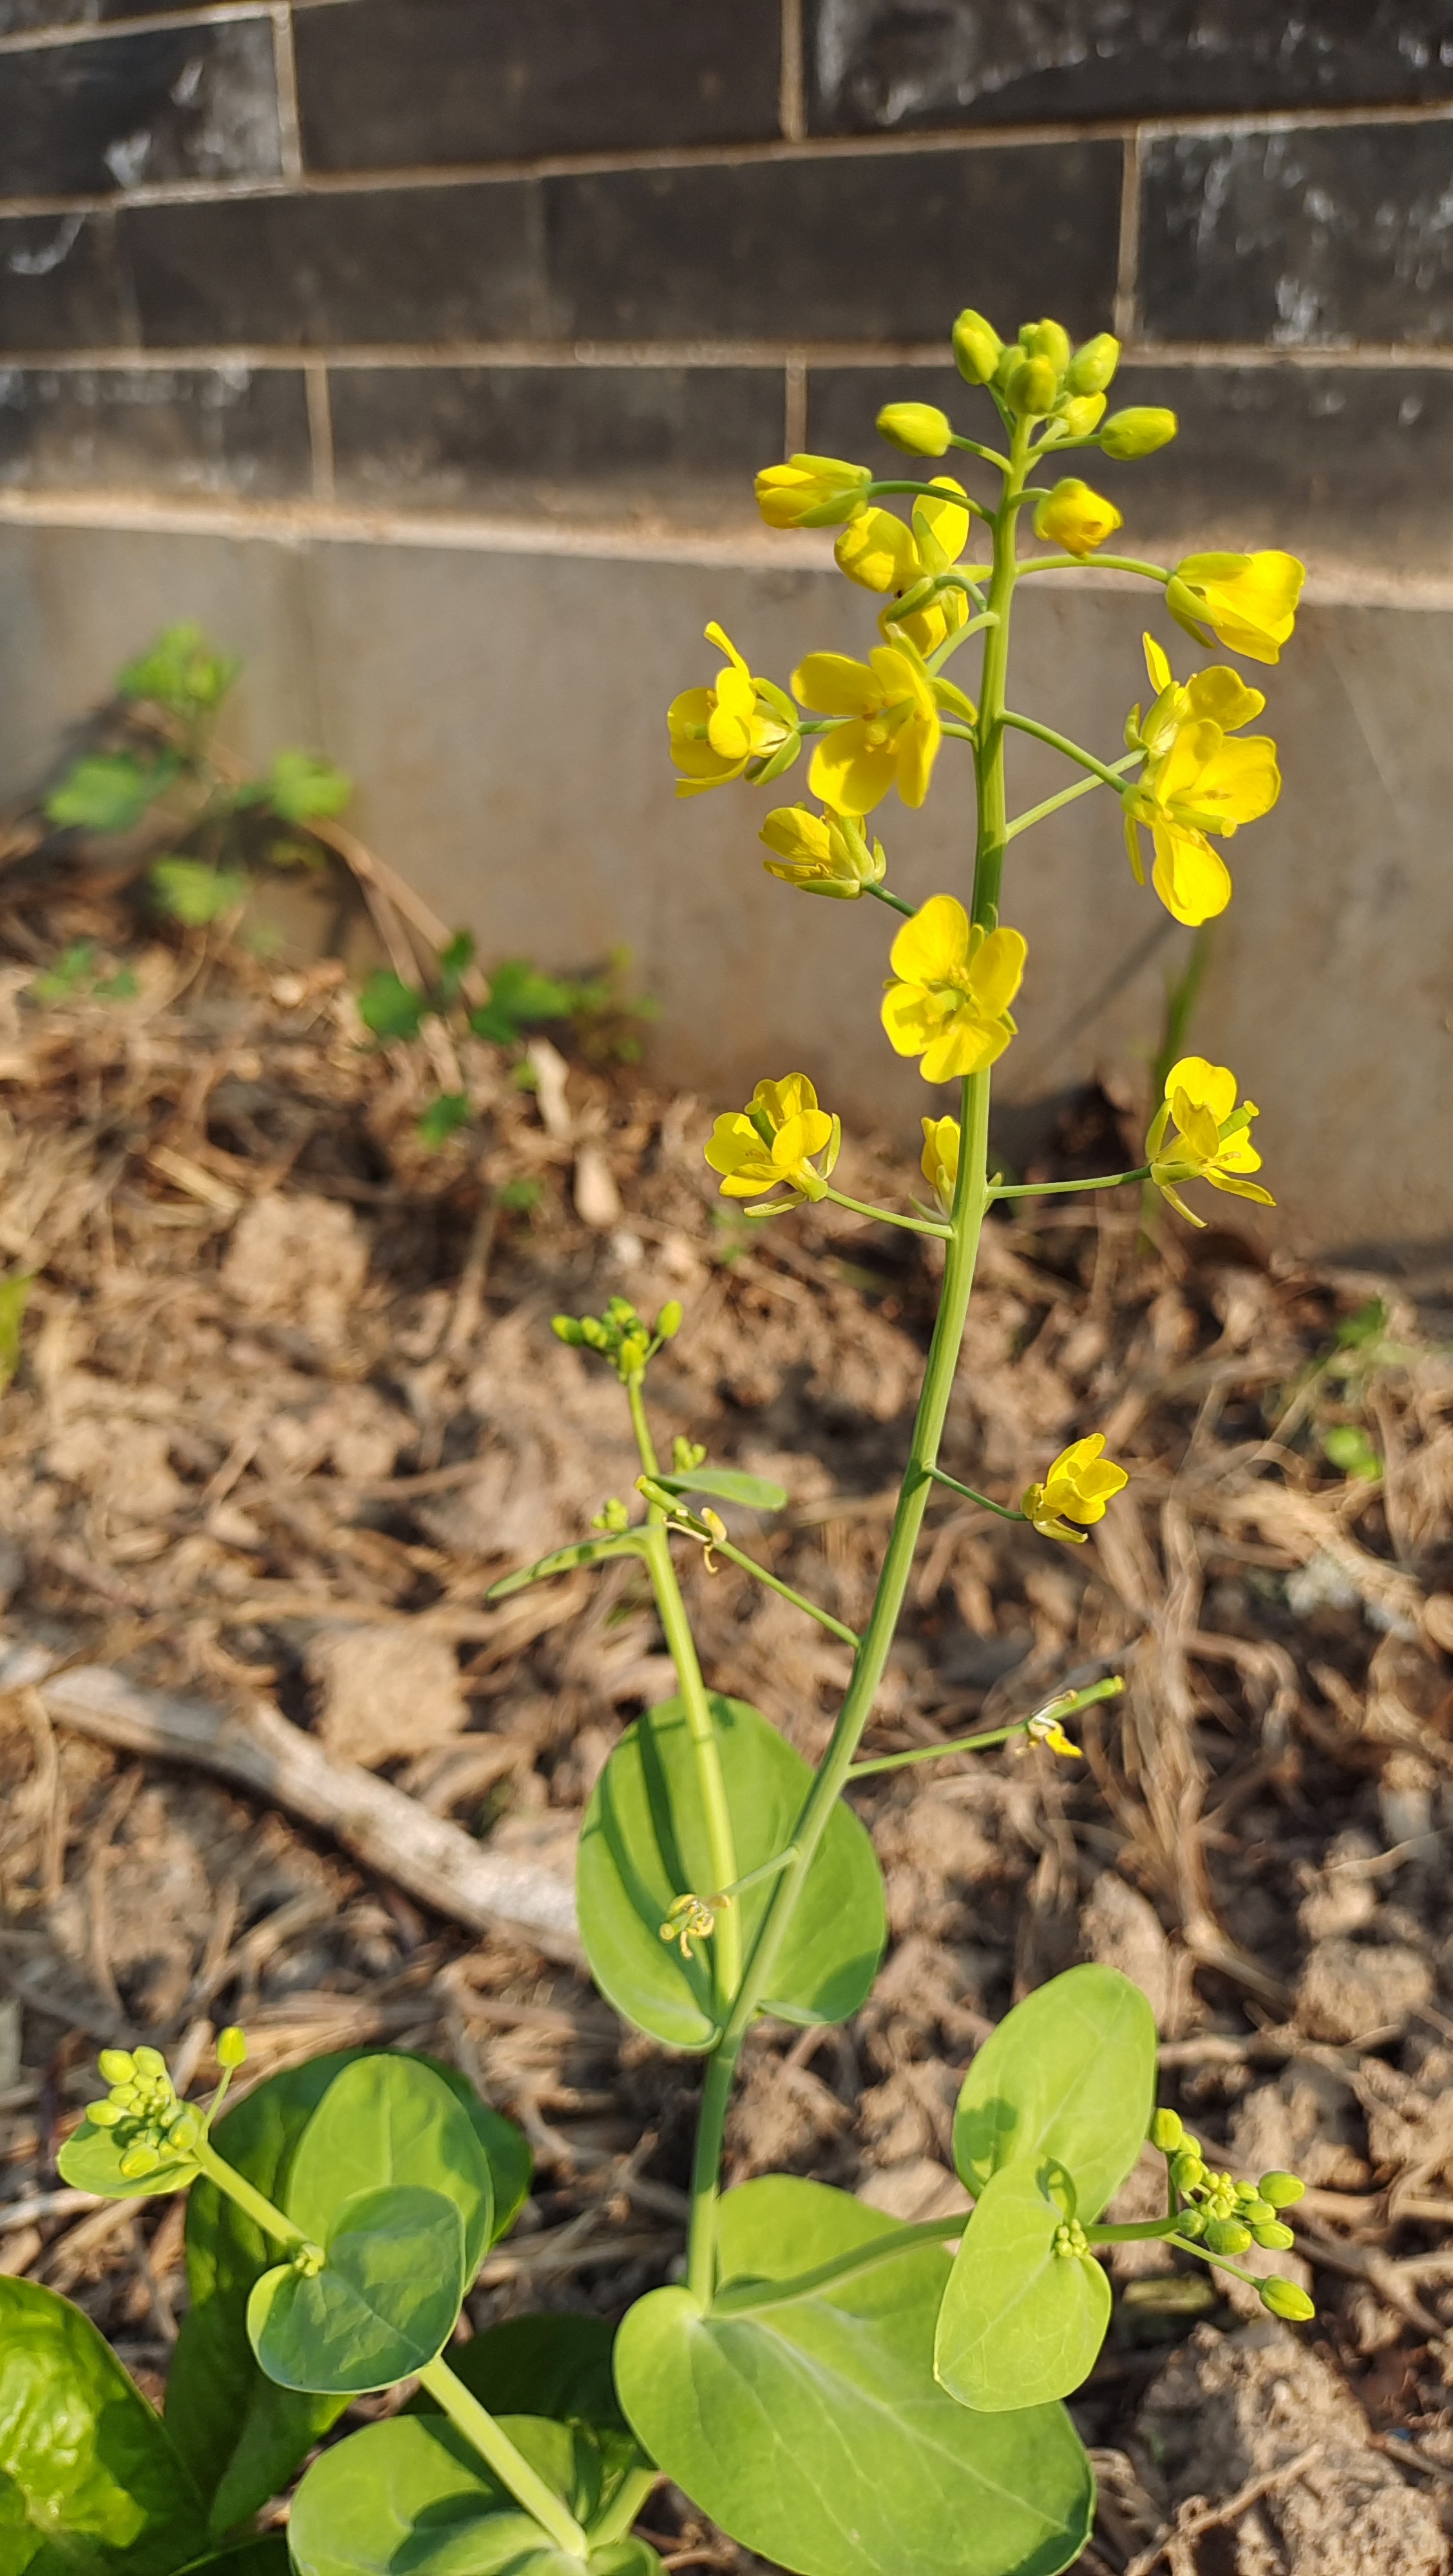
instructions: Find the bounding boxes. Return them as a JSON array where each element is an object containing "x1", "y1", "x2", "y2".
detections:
[{"x1": 1, "y1": 2, "x2": 1452, "y2": 1258}]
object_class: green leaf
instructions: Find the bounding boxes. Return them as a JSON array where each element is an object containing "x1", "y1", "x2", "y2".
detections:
[
  {"x1": 56, "y1": 2117, "x2": 197, "y2": 2202},
  {"x1": 486, "y1": 1534, "x2": 642, "y2": 1603},
  {"x1": 32, "y1": 941, "x2": 96, "y2": 1001},
  {"x1": 578, "y1": 1695, "x2": 886, "y2": 2050},
  {"x1": 438, "y1": 929, "x2": 476, "y2": 996},
  {"x1": 358, "y1": 969, "x2": 427, "y2": 1041},
  {"x1": 46, "y1": 753, "x2": 173, "y2": 833},
  {"x1": 118, "y1": 624, "x2": 237, "y2": 719},
  {"x1": 289, "y1": 2416, "x2": 661, "y2": 2576},
  {"x1": 149, "y1": 859, "x2": 249, "y2": 926},
  {"x1": 653, "y1": 1466, "x2": 787, "y2": 1511},
  {"x1": 418, "y1": 1091, "x2": 472, "y2": 1148},
  {"x1": 614, "y1": 2177, "x2": 1092, "y2": 2576},
  {"x1": 952, "y1": 1964, "x2": 1157, "y2": 2219},
  {"x1": 169, "y1": 2050, "x2": 527, "y2": 2535},
  {"x1": 0, "y1": 1273, "x2": 32, "y2": 1397},
  {"x1": 0, "y1": 2277, "x2": 204, "y2": 2575},
  {"x1": 264, "y1": 750, "x2": 352, "y2": 824},
  {"x1": 468, "y1": 958, "x2": 578, "y2": 1045},
  {"x1": 282, "y1": 2053, "x2": 494, "y2": 2275},
  {"x1": 934, "y1": 2162, "x2": 1112, "y2": 2412},
  {"x1": 1322, "y1": 1423, "x2": 1381, "y2": 1480},
  {"x1": 247, "y1": 2183, "x2": 465, "y2": 2395}
]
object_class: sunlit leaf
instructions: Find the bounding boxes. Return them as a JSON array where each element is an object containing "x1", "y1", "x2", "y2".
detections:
[{"x1": 934, "y1": 2161, "x2": 1112, "y2": 2412}]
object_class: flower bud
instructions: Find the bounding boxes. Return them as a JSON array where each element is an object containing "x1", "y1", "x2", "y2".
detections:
[
  {"x1": 952, "y1": 308, "x2": 1002, "y2": 385},
  {"x1": 98, "y1": 2049, "x2": 135, "y2": 2086},
  {"x1": 88, "y1": 2099, "x2": 124, "y2": 2128},
  {"x1": 656, "y1": 1300, "x2": 683, "y2": 1340},
  {"x1": 1057, "y1": 393, "x2": 1107, "y2": 439},
  {"x1": 1170, "y1": 2150, "x2": 1205, "y2": 2194},
  {"x1": 1251, "y1": 2220, "x2": 1296, "y2": 2250},
  {"x1": 1260, "y1": 2277, "x2": 1315, "y2": 2322},
  {"x1": 119, "y1": 2143, "x2": 162, "y2": 2179},
  {"x1": 1258, "y1": 2171, "x2": 1306, "y2": 2208},
  {"x1": 1067, "y1": 332, "x2": 1121, "y2": 395},
  {"x1": 1005, "y1": 355, "x2": 1059, "y2": 418},
  {"x1": 1023, "y1": 319, "x2": 1072, "y2": 377},
  {"x1": 1032, "y1": 477, "x2": 1123, "y2": 558},
  {"x1": 755, "y1": 454, "x2": 874, "y2": 529},
  {"x1": 1238, "y1": 2197, "x2": 1277, "y2": 2226},
  {"x1": 877, "y1": 401, "x2": 952, "y2": 458},
  {"x1": 1204, "y1": 2216, "x2": 1253, "y2": 2256},
  {"x1": 133, "y1": 2046, "x2": 167, "y2": 2078},
  {"x1": 1175, "y1": 2204, "x2": 1207, "y2": 2239},
  {"x1": 169, "y1": 2111, "x2": 201, "y2": 2153},
  {"x1": 551, "y1": 1315, "x2": 586, "y2": 1345},
  {"x1": 216, "y1": 2025, "x2": 247, "y2": 2069},
  {"x1": 1100, "y1": 406, "x2": 1178, "y2": 459},
  {"x1": 1148, "y1": 2108, "x2": 1183, "y2": 2152}
]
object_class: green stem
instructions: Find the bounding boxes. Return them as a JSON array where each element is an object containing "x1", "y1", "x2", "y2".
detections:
[
  {"x1": 868, "y1": 480, "x2": 994, "y2": 524},
  {"x1": 630, "y1": 1379, "x2": 741, "y2": 2005},
  {"x1": 1018, "y1": 553, "x2": 1170, "y2": 582},
  {"x1": 191, "y1": 2136, "x2": 309, "y2": 2253},
  {"x1": 927, "y1": 1463, "x2": 1024, "y2": 1520},
  {"x1": 695, "y1": 1529, "x2": 860, "y2": 1647},
  {"x1": 992, "y1": 1165, "x2": 1148, "y2": 1200},
  {"x1": 971, "y1": 418, "x2": 1029, "y2": 929},
  {"x1": 686, "y1": 1072, "x2": 994, "y2": 2306},
  {"x1": 716, "y1": 1847, "x2": 799, "y2": 1904},
  {"x1": 1006, "y1": 748, "x2": 1143, "y2": 843},
  {"x1": 947, "y1": 433, "x2": 1013, "y2": 471},
  {"x1": 712, "y1": 2212, "x2": 964, "y2": 2315},
  {"x1": 1002, "y1": 709, "x2": 1130, "y2": 793},
  {"x1": 848, "y1": 1676, "x2": 1123, "y2": 1777},
  {"x1": 822, "y1": 1185, "x2": 950, "y2": 1238},
  {"x1": 417, "y1": 2357, "x2": 589, "y2": 2559},
  {"x1": 589, "y1": 2464, "x2": 660, "y2": 2550},
  {"x1": 1163, "y1": 2232, "x2": 1278, "y2": 2293},
  {"x1": 864, "y1": 881, "x2": 918, "y2": 919},
  {"x1": 1087, "y1": 2215, "x2": 1179, "y2": 2244}
]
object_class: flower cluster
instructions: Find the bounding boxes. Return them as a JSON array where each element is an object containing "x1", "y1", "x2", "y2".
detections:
[
  {"x1": 759, "y1": 803, "x2": 886, "y2": 899},
  {"x1": 705, "y1": 1073, "x2": 841, "y2": 1204},
  {"x1": 1123, "y1": 634, "x2": 1281, "y2": 923},
  {"x1": 86, "y1": 2043, "x2": 202, "y2": 2176},
  {"x1": 553, "y1": 1296, "x2": 683, "y2": 1381},
  {"x1": 882, "y1": 896, "x2": 1027, "y2": 1083},
  {"x1": 1150, "y1": 2108, "x2": 1313, "y2": 2320},
  {"x1": 1021, "y1": 1435, "x2": 1128, "y2": 1544},
  {"x1": 836, "y1": 475, "x2": 974, "y2": 654},
  {"x1": 669, "y1": 623, "x2": 799, "y2": 798},
  {"x1": 1147, "y1": 1054, "x2": 1274, "y2": 1226}
]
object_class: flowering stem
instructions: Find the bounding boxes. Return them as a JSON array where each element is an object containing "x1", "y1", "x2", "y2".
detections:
[
  {"x1": 1001, "y1": 709, "x2": 1132, "y2": 793},
  {"x1": 848, "y1": 1677, "x2": 1126, "y2": 1777},
  {"x1": 868, "y1": 479, "x2": 994, "y2": 524},
  {"x1": 947, "y1": 431, "x2": 1013, "y2": 471},
  {"x1": 684, "y1": 1526, "x2": 861, "y2": 1649},
  {"x1": 416, "y1": 2358, "x2": 589, "y2": 2558},
  {"x1": 992, "y1": 1166, "x2": 1149, "y2": 1199},
  {"x1": 629, "y1": 1381, "x2": 741, "y2": 2007},
  {"x1": 1086, "y1": 2215, "x2": 1181, "y2": 2244},
  {"x1": 822, "y1": 1185, "x2": 951, "y2": 1238},
  {"x1": 926, "y1": 1463, "x2": 1024, "y2": 1519},
  {"x1": 864, "y1": 882, "x2": 918, "y2": 919},
  {"x1": 1018, "y1": 552, "x2": 1170, "y2": 582},
  {"x1": 191, "y1": 2134, "x2": 310, "y2": 2255},
  {"x1": 1006, "y1": 748, "x2": 1143, "y2": 842}
]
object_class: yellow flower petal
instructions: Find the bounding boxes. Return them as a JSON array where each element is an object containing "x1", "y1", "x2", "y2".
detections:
[
  {"x1": 913, "y1": 477, "x2": 970, "y2": 565},
  {"x1": 792, "y1": 652, "x2": 877, "y2": 715},
  {"x1": 808, "y1": 724, "x2": 897, "y2": 816},
  {"x1": 835, "y1": 509, "x2": 919, "y2": 594},
  {"x1": 1164, "y1": 1056, "x2": 1237, "y2": 1123},
  {"x1": 889, "y1": 893, "x2": 969, "y2": 985},
  {"x1": 1142, "y1": 632, "x2": 1172, "y2": 695},
  {"x1": 1151, "y1": 822, "x2": 1232, "y2": 926},
  {"x1": 969, "y1": 925, "x2": 1029, "y2": 1018}
]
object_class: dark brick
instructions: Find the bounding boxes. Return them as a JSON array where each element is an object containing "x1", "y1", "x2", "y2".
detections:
[
  {"x1": 294, "y1": 0, "x2": 782, "y2": 172},
  {"x1": 0, "y1": 208, "x2": 135, "y2": 350},
  {"x1": 547, "y1": 142, "x2": 1123, "y2": 341},
  {"x1": 123, "y1": 182, "x2": 551, "y2": 346},
  {"x1": 0, "y1": 20, "x2": 280, "y2": 198},
  {"x1": 1141, "y1": 125, "x2": 1453, "y2": 346},
  {"x1": 330, "y1": 364, "x2": 782, "y2": 517},
  {"x1": 806, "y1": 0, "x2": 1453, "y2": 133},
  {"x1": 0, "y1": 360, "x2": 310, "y2": 494}
]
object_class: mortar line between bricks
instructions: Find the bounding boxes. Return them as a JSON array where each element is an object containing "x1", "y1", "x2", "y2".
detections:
[
  {"x1": 7, "y1": 339, "x2": 1453, "y2": 374},
  {"x1": 779, "y1": 0, "x2": 805, "y2": 142},
  {"x1": 304, "y1": 359, "x2": 335, "y2": 500},
  {"x1": 0, "y1": 1, "x2": 271, "y2": 52},
  {"x1": 271, "y1": 2, "x2": 305, "y2": 185},
  {"x1": 2, "y1": 486, "x2": 1452, "y2": 609},
  {"x1": 1114, "y1": 130, "x2": 1141, "y2": 343},
  {"x1": 5, "y1": 95, "x2": 1453, "y2": 215},
  {"x1": 783, "y1": 356, "x2": 807, "y2": 454}
]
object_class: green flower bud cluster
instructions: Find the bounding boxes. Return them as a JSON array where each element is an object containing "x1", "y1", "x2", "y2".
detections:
[
  {"x1": 673, "y1": 1436, "x2": 708, "y2": 1474},
  {"x1": 1149, "y1": 2109, "x2": 1311, "y2": 2317},
  {"x1": 1051, "y1": 2217, "x2": 1089, "y2": 2260},
  {"x1": 85, "y1": 2045, "x2": 202, "y2": 2177},
  {"x1": 948, "y1": 307, "x2": 1176, "y2": 459},
  {"x1": 553, "y1": 1296, "x2": 681, "y2": 1383},
  {"x1": 592, "y1": 1496, "x2": 632, "y2": 1532}
]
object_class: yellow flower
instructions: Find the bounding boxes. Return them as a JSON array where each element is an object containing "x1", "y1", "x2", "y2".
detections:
[
  {"x1": 703, "y1": 1073, "x2": 841, "y2": 1204},
  {"x1": 876, "y1": 401, "x2": 952, "y2": 457},
  {"x1": 759, "y1": 803, "x2": 886, "y2": 899},
  {"x1": 755, "y1": 453, "x2": 873, "y2": 529},
  {"x1": 1123, "y1": 633, "x2": 1280, "y2": 925},
  {"x1": 1146, "y1": 1054, "x2": 1274, "y2": 1228},
  {"x1": 794, "y1": 639, "x2": 942, "y2": 815},
  {"x1": 1166, "y1": 551, "x2": 1305, "y2": 666},
  {"x1": 920, "y1": 1113, "x2": 960, "y2": 1213},
  {"x1": 668, "y1": 622, "x2": 798, "y2": 799},
  {"x1": 833, "y1": 478, "x2": 973, "y2": 655},
  {"x1": 1032, "y1": 477, "x2": 1123, "y2": 557},
  {"x1": 881, "y1": 895, "x2": 1027, "y2": 1083},
  {"x1": 1021, "y1": 1435, "x2": 1128, "y2": 1544}
]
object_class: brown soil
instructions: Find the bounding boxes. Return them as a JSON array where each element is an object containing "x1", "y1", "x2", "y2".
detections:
[{"x1": 1, "y1": 897, "x2": 1452, "y2": 2573}]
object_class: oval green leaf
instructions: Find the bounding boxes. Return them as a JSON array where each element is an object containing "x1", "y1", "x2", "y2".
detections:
[
  {"x1": 169, "y1": 2049, "x2": 527, "y2": 2535},
  {"x1": 952, "y1": 1965, "x2": 1156, "y2": 2219},
  {"x1": 288, "y1": 2416, "x2": 661, "y2": 2576},
  {"x1": 283, "y1": 2054, "x2": 494, "y2": 2273},
  {"x1": 654, "y1": 1468, "x2": 786, "y2": 1510},
  {"x1": 57, "y1": 2117, "x2": 197, "y2": 2201},
  {"x1": 934, "y1": 2162, "x2": 1112, "y2": 2413},
  {"x1": 0, "y1": 2277, "x2": 204, "y2": 2576},
  {"x1": 614, "y1": 2177, "x2": 1092, "y2": 2576},
  {"x1": 578, "y1": 1696, "x2": 886, "y2": 2050},
  {"x1": 247, "y1": 2184, "x2": 465, "y2": 2396}
]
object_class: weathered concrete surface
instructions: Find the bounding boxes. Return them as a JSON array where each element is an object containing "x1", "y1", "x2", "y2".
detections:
[{"x1": 1, "y1": 516, "x2": 1447, "y2": 1262}]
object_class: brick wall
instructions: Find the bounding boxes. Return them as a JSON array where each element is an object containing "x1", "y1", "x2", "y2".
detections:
[{"x1": 3, "y1": 1, "x2": 1453, "y2": 565}]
